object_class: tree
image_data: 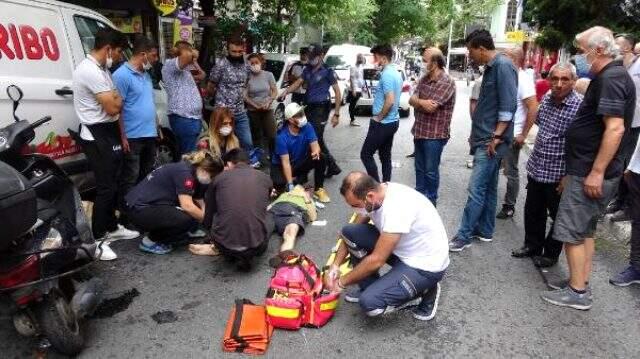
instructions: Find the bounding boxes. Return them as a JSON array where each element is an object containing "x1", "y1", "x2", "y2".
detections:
[{"x1": 524, "y1": 0, "x2": 640, "y2": 50}]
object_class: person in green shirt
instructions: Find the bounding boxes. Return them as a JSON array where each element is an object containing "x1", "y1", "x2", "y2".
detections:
[{"x1": 267, "y1": 185, "x2": 317, "y2": 267}]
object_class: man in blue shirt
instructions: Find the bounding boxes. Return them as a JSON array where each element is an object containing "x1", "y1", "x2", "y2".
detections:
[
  {"x1": 449, "y1": 29, "x2": 518, "y2": 252},
  {"x1": 113, "y1": 35, "x2": 159, "y2": 213},
  {"x1": 279, "y1": 44, "x2": 343, "y2": 179},
  {"x1": 361, "y1": 44, "x2": 402, "y2": 182},
  {"x1": 270, "y1": 103, "x2": 330, "y2": 203}
]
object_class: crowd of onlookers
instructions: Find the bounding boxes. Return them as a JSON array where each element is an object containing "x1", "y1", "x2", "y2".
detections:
[{"x1": 70, "y1": 24, "x2": 639, "y2": 313}]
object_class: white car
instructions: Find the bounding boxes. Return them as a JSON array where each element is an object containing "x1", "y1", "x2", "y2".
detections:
[
  {"x1": 261, "y1": 53, "x2": 298, "y2": 124},
  {"x1": 355, "y1": 67, "x2": 412, "y2": 118}
]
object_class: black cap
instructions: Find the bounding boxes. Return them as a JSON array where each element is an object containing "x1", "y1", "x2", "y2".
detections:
[{"x1": 308, "y1": 44, "x2": 324, "y2": 59}]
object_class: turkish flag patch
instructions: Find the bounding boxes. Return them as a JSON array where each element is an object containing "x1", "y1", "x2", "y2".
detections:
[{"x1": 184, "y1": 178, "x2": 195, "y2": 190}]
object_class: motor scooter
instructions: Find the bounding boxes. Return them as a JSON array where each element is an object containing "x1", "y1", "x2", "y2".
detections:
[{"x1": 0, "y1": 84, "x2": 103, "y2": 355}]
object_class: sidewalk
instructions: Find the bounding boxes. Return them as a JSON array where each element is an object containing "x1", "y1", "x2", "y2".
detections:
[{"x1": 523, "y1": 127, "x2": 632, "y2": 244}]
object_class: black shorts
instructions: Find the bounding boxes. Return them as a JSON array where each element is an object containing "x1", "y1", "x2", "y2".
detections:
[{"x1": 269, "y1": 202, "x2": 306, "y2": 236}]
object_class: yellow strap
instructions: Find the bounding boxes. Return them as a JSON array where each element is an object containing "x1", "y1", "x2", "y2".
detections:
[
  {"x1": 319, "y1": 300, "x2": 338, "y2": 311},
  {"x1": 266, "y1": 305, "x2": 300, "y2": 319}
]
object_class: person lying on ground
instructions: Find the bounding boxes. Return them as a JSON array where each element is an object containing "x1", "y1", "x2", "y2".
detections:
[{"x1": 267, "y1": 185, "x2": 318, "y2": 267}]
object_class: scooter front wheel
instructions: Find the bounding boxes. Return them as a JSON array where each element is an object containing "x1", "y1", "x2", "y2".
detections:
[{"x1": 36, "y1": 288, "x2": 84, "y2": 355}]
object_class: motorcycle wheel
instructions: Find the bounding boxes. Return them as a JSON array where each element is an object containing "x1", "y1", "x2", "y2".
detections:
[{"x1": 36, "y1": 289, "x2": 84, "y2": 355}]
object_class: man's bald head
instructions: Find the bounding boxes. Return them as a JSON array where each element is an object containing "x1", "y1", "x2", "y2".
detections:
[
  {"x1": 502, "y1": 47, "x2": 524, "y2": 68},
  {"x1": 340, "y1": 171, "x2": 380, "y2": 200},
  {"x1": 423, "y1": 47, "x2": 446, "y2": 70}
]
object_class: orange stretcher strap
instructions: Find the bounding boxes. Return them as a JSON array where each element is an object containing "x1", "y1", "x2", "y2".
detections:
[{"x1": 222, "y1": 299, "x2": 273, "y2": 355}]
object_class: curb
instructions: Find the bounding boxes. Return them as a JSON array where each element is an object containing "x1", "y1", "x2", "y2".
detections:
[{"x1": 523, "y1": 140, "x2": 632, "y2": 244}]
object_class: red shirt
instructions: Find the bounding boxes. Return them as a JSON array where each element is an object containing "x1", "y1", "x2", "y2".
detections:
[
  {"x1": 412, "y1": 71, "x2": 456, "y2": 139},
  {"x1": 535, "y1": 79, "x2": 551, "y2": 102}
]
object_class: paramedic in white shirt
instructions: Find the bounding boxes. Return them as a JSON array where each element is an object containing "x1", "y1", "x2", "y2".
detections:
[
  {"x1": 325, "y1": 171, "x2": 449, "y2": 321},
  {"x1": 72, "y1": 28, "x2": 138, "y2": 261}
]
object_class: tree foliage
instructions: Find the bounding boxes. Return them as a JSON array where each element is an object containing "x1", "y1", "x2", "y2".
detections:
[{"x1": 525, "y1": 0, "x2": 640, "y2": 48}]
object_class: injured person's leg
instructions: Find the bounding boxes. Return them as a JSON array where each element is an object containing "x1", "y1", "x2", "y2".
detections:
[{"x1": 281, "y1": 223, "x2": 301, "y2": 252}]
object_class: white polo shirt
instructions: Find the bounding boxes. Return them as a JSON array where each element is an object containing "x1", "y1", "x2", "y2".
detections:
[
  {"x1": 72, "y1": 55, "x2": 118, "y2": 141},
  {"x1": 513, "y1": 69, "x2": 537, "y2": 136},
  {"x1": 368, "y1": 182, "x2": 450, "y2": 272}
]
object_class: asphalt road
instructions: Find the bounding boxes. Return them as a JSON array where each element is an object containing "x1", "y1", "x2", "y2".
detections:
[{"x1": 2, "y1": 82, "x2": 640, "y2": 358}]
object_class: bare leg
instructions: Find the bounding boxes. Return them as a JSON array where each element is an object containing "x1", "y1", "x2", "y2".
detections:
[
  {"x1": 583, "y1": 238, "x2": 595, "y2": 284},
  {"x1": 280, "y1": 223, "x2": 300, "y2": 252},
  {"x1": 565, "y1": 242, "x2": 587, "y2": 290}
]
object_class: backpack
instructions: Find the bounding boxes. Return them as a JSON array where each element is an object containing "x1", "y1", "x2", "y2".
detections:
[{"x1": 264, "y1": 254, "x2": 339, "y2": 330}]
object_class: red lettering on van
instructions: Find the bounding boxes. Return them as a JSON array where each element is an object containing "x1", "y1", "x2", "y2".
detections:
[
  {"x1": 19, "y1": 25, "x2": 43, "y2": 60},
  {"x1": 0, "y1": 24, "x2": 15, "y2": 59},
  {"x1": 0, "y1": 23, "x2": 59, "y2": 61},
  {"x1": 9, "y1": 24, "x2": 24, "y2": 59},
  {"x1": 40, "y1": 28, "x2": 59, "y2": 61}
]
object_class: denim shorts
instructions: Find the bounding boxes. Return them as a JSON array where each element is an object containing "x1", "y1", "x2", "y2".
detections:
[{"x1": 553, "y1": 175, "x2": 619, "y2": 244}]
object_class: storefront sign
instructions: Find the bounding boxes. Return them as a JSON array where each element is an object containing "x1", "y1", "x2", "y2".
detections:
[
  {"x1": 173, "y1": 9, "x2": 193, "y2": 44},
  {"x1": 152, "y1": 0, "x2": 177, "y2": 16},
  {"x1": 506, "y1": 31, "x2": 525, "y2": 43}
]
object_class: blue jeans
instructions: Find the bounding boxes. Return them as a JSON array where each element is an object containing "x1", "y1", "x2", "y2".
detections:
[
  {"x1": 233, "y1": 110, "x2": 253, "y2": 151},
  {"x1": 341, "y1": 223, "x2": 445, "y2": 316},
  {"x1": 414, "y1": 138, "x2": 448, "y2": 206},
  {"x1": 454, "y1": 146, "x2": 503, "y2": 243},
  {"x1": 169, "y1": 115, "x2": 202, "y2": 155}
]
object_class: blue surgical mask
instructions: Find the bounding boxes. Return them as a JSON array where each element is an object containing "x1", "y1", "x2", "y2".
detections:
[
  {"x1": 574, "y1": 54, "x2": 592, "y2": 77},
  {"x1": 310, "y1": 58, "x2": 320, "y2": 67}
]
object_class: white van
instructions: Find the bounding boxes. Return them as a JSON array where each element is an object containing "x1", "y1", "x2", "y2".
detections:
[
  {"x1": 0, "y1": 0, "x2": 175, "y2": 194},
  {"x1": 324, "y1": 44, "x2": 372, "y2": 105}
]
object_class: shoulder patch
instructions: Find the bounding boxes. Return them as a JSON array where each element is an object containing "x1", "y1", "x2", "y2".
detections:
[{"x1": 184, "y1": 178, "x2": 195, "y2": 190}]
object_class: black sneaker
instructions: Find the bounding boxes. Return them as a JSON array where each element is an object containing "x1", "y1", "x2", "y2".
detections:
[
  {"x1": 325, "y1": 165, "x2": 342, "y2": 178},
  {"x1": 412, "y1": 282, "x2": 441, "y2": 321},
  {"x1": 496, "y1": 205, "x2": 515, "y2": 219}
]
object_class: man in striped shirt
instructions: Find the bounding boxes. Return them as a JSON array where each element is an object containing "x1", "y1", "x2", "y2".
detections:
[{"x1": 511, "y1": 63, "x2": 583, "y2": 268}]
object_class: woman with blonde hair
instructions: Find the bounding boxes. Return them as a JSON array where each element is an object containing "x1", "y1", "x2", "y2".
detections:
[
  {"x1": 206, "y1": 107, "x2": 240, "y2": 157},
  {"x1": 124, "y1": 150, "x2": 223, "y2": 254}
]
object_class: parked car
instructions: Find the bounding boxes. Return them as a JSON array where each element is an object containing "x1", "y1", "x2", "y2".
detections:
[
  {"x1": 261, "y1": 53, "x2": 297, "y2": 125},
  {"x1": 355, "y1": 67, "x2": 412, "y2": 118},
  {"x1": 0, "y1": 0, "x2": 177, "y2": 196}
]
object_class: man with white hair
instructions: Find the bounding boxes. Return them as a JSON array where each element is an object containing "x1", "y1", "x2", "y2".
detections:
[
  {"x1": 511, "y1": 63, "x2": 582, "y2": 268},
  {"x1": 540, "y1": 26, "x2": 636, "y2": 310}
]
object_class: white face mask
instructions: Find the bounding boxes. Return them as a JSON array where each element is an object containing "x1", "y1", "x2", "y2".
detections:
[
  {"x1": 219, "y1": 126, "x2": 233, "y2": 137},
  {"x1": 106, "y1": 49, "x2": 114, "y2": 69},
  {"x1": 142, "y1": 54, "x2": 152, "y2": 71},
  {"x1": 296, "y1": 116, "x2": 308, "y2": 128},
  {"x1": 250, "y1": 64, "x2": 261, "y2": 73},
  {"x1": 196, "y1": 171, "x2": 212, "y2": 185}
]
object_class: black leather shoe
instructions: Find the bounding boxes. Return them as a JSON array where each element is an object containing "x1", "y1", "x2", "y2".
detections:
[
  {"x1": 325, "y1": 165, "x2": 342, "y2": 178},
  {"x1": 511, "y1": 246, "x2": 538, "y2": 258},
  {"x1": 533, "y1": 256, "x2": 558, "y2": 268}
]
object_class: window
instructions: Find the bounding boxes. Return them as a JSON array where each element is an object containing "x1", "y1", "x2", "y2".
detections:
[
  {"x1": 265, "y1": 60, "x2": 285, "y2": 81},
  {"x1": 73, "y1": 16, "x2": 108, "y2": 55},
  {"x1": 505, "y1": 0, "x2": 518, "y2": 31}
]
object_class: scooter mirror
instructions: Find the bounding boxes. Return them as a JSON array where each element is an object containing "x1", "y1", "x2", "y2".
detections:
[
  {"x1": 6, "y1": 85, "x2": 23, "y2": 122},
  {"x1": 7, "y1": 85, "x2": 23, "y2": 103}
]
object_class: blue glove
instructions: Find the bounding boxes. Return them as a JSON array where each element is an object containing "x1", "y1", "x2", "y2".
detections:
[{"x1": 286, "y1": 182, "x2": 295, "y2": 192}]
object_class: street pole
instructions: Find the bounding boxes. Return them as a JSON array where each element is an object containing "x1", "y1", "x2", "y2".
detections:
[{"x1": 446, "y1": 19, "x2": 453, "y2": 73}]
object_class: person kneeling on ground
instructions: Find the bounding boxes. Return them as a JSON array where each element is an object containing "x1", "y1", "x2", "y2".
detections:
[
  {"x1": 125, "y1": 151, "x2": 224, "y2": 254},
  {"x1": 324, "y1": 172, "x2": 450, "y2": 321},
  {"x1": 270, "y1": 102, "x2": 330, "y2": 203},
  {"x1": 190, "y1": 149, "x2": 273, "y2": 271},
  {"x1": 267, "y1": 185, "x2": 317, "y2": 267}
]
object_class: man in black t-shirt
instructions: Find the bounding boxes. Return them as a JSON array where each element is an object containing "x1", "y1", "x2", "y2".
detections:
[{"x1": 541, "y1": 26, "x2": 636, "y2": 311}]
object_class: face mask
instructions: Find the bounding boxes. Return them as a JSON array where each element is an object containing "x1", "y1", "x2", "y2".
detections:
[
  {"x1": 228, "y1": 55, "x2": 244, "y2": 64},
  {"x1": 574, "y1": 53, "x2": 592, "y2": 77},
  {"x1": 106, "y1": 49, "x2": 113, "y2": 69},
  {"x1": 296, "y1": 116, "x2": 308, "y2": 128},
  {"x1": 219, "y1": 126, "x2": 232, "y2": 136},
  {"x1": 250, "y1": 64, "x2": 261, "y2": 73},
  {"x1": 310, "y1": 58, "x2": 320, "y2": 67},
  {"x1": 143, "y1": 55, "x2": 152, "y2": 71},
  {"x1": 196, "y1": 172, "x2": 212, "y2": 185}
]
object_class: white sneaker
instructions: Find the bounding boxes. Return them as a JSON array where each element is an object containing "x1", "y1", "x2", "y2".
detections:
[
  {"x1": 95, "y1": 242, "x2": 117, "y2": 261},
  {"x1": 188, "y1": 229, "x2": 207, "y2": 238},
  {"x1": 105, "y1": 224, "x2": 139, "y2": 242}
]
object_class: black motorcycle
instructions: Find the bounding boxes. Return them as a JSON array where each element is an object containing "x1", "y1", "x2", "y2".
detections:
[{"x1": 0, "y1": 85, "x2": 103, "y2": 355}]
